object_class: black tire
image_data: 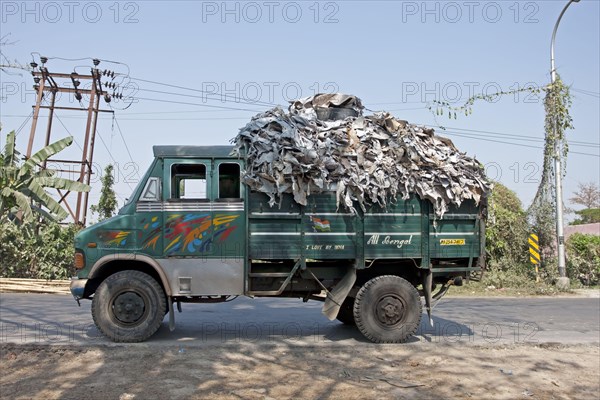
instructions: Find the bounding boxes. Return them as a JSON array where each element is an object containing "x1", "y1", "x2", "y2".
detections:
[
  {"x1": 92, "y1": 270, "x2": 167, "y2": 343},
  {"x1": 336, "y1": 296, "x2": 356, "y2": 325},
  {"x1": 353, "y1": 275, "x2": 422, "y2": 343}
]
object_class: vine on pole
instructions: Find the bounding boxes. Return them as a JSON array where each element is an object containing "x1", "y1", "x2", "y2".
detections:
[{"x1": 430, "y1": 76, "x2": 574, "y2": 271}]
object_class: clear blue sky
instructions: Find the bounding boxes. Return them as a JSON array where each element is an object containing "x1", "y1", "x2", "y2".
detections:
[{"x1": 1, "y1": 0, "x2": 599, "y2": 221}]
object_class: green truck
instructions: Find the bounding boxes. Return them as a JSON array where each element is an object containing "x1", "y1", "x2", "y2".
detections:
[{"x1": 70, "y1": 145, "x2": 485, "y2": 343}]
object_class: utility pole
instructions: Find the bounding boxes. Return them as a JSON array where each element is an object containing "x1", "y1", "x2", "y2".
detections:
[
  {"x1": 26, "y1": 57, "x2": 120, "y2": 225},
  {"x1": 550, "y1": 0, "x2": 579, "y2": 290}
]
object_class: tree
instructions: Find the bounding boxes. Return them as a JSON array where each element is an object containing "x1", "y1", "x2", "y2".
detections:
[
  {"x1": 570, "y1": 182, "x2": 600, "y2": 209},
  {"x1": 90, "y1": 164, "x2": 118, "y2": 221},
  {"x1": 572, "y1": 209, "x2": 600, "y2": 225},
  {"x1": 0, "y1": 130, "x2": 90, "y2": 223}
]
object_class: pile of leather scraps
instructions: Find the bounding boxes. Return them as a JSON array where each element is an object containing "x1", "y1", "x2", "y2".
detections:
[{"x1": 231, "y1": 93, "x2": 492, "y2": 217}]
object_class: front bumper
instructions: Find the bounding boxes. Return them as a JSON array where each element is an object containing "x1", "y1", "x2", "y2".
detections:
[{"x1": 70, "y1": 277, "x2": 88, "y2": 300}]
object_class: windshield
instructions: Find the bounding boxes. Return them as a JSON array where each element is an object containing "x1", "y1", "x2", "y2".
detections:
[{"x1": 121, "y1": 160, "x2": 156, "y2": 208}]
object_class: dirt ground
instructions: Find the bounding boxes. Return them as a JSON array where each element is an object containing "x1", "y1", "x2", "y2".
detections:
[{"x1": 1, "y1": 343, "x2": 599, "y2": 400}]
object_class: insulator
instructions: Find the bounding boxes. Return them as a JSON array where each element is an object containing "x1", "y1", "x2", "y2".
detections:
[
  {"x1": 110, "y1": 71, "x2": 115, "y2": 78},
  {"x1": 75, "y1": 92, "x2": 82, "y2": 101},
  {"x1": 73, "y1": 80, "x2": 80, "y2": 87},
  {"x1": 104, "y1": 94, "x2": 111, "y2": 103},
  {"x1": 30, "y1": 62, "x2": 38, "y2": 69},
  {"x1": 34, "y1": 77, "x2": 40, "y2": 84},
  {"x1": 40, "y1": 56, "x2": 48, "y2": 64},
  {"x1": 93, "y1": 58, "x2": 100, "y2": 66}
]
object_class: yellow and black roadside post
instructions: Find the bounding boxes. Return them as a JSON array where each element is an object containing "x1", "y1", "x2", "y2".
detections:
[{"x1": 529, "y1": 233, "x2": 540, "y2": 282}]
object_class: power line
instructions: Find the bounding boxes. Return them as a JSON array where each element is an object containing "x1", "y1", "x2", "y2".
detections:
[
  {"x1": 133, "y1": 96, "x2": 265, "y2": 112},
  {"x1": 13, "y1": 111, "x2": 33, "y2": 137},
  {"x1": 571, "y1": 88, "x2": 600, "y2": 99},
  {"x1": 95, "y1": 128, "x2": 134, "y2": 193},
  {"x1": 1, "y1": 114, "x2": 252, "y2": 121},
  {"x1": 443, "y1": 129, "x2": 597, "y2": 149},
  {"x1": 443, "y1": 131, "x2": 599, "y2": 158},
  {"x1": 130, "y1": 76, "x2": 282, "y2": 108},
  {"x1": 133, "y1": 87, "x2": 276, "y2": 111},
  {"x1": 112, "y1": 116, "x2": 140, "y2": 178},
  {"x1": 9, "y1": 111, "x2": 599, "y2": 148},
  {"x1": 116, "y1": 116, "x2": 251, "y2": 121},
  {"x1": 53, "y1": 112, "x2": 84, "y2": 152},
  {"x1": 438, "y1": 125, "x2": 600, "y2": 147}
]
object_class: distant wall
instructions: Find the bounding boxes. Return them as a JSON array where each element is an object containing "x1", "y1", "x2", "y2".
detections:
[{"x1": 565, "y1": 223, "x2": 600, "y2": 241}]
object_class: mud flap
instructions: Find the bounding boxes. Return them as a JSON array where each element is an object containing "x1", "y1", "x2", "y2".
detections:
[
  {"x1": 322, "y1": 266, "x2": 357, "y2": 320},
  {"x1": 168, "y1": 298, "x2": 175, "y2": 331},
  {"x1": 422, "y1": 268, "x2": 434, "y2": 327}
]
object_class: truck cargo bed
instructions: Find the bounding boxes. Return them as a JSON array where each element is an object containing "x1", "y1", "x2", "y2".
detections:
[{"x1": 248, "y1": 192, "x2": 483, "y2": 273}]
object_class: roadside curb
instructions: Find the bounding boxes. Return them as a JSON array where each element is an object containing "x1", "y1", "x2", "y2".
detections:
[
  {"x1": 0, "y1": 278, "x2": 70, "y2": 295},
  {"x1": 447, "y1": 289, "x2": 600, "y2": 299}
]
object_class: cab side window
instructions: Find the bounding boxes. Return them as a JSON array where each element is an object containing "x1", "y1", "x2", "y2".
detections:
[
  {"x1": 218, "y1": 163, "x2": 240, "y2": 200},
  {"x1": 171, "y1": 164, "x2": 207, "y2": 200}
]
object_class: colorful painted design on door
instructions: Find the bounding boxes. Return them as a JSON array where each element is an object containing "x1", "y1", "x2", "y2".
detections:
[
  {"x1": 98, "y1": 231, "x2": 132, "y2": 247},
  {"x1": 139, "y1": 213, "x2": 240, "y2": 255}
]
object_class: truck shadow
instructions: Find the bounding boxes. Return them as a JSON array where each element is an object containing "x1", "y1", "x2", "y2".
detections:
[{"x1": 149, "y1": 310, "x2": 474, "y2": 346}]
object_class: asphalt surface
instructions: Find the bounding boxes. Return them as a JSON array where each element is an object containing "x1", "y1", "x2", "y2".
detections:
[{"x1": 0, "y1": 293, "x2": 598, "y2": 347}]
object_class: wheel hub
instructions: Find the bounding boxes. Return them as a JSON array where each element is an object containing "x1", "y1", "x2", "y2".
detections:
[
  {"x1": 376, "y1": 295, "x2": 404, "y2": 326},
  {"x1": 113, "y1": 292, "x2": 145, "y2": 324}
]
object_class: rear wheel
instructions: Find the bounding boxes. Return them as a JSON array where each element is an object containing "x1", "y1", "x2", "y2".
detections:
[
  {"x1": 336, "y1": 296, "x2": 355, "y2": 325},
  {"x1": 92, "y1": 270, "x2": 166, "y2": 343},
  {"x1": 353, "y1": 275, "x2": 422, "y2": 343}
]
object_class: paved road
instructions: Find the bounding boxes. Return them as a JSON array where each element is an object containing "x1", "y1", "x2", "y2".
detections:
[{"x1": 0, "y1": 293, "x2": 598, "y2": 347}]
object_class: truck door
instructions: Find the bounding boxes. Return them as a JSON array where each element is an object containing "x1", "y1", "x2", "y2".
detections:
[
  {"x1": 162, "y1": 158, "x2": 213, "y2": 257},
  {"x1": 158, "y1": 157, "x2": 245, "y2": 296}
]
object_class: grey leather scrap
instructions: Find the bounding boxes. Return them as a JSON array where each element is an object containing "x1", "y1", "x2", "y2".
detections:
[{"x1": 231, "y1": 93, "x2": 491, "y2": 217}]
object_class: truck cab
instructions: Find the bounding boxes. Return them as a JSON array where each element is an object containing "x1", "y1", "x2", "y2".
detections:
[{"x1": 71, "y1": 145, "x2": 485, "y2": 343}]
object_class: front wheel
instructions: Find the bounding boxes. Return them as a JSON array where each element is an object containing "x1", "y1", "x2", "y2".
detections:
[
  {"x1": 92, "y1": 270, "x2": 166, "y2": 342},
  {"x1": 353, "y1": 275, "x2": 422, "y2": 343}
]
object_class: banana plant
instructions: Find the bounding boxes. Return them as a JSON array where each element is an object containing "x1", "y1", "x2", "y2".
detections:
[{"x1": 0, "y1": 130, "x2": 90, "y2": 223}]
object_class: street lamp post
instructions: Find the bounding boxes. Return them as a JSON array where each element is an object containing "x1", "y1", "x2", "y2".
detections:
[{"x1": 551, "y1": 0, "x2": 579, "y2": 289}]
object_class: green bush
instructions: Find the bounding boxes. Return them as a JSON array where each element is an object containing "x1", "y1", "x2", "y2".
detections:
[
  {"x1": 486, "y1": 183, "x2": 530, "y2": 269},
  {"x1": 0, "y1": 216, "x2": 79, "y2": 279},
  {"x1": 566, "y1": 233, "x2": 600, "y2": 286},
  {"x1": 483, "y1": 265, "x2": 531, "y2": 289}
]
